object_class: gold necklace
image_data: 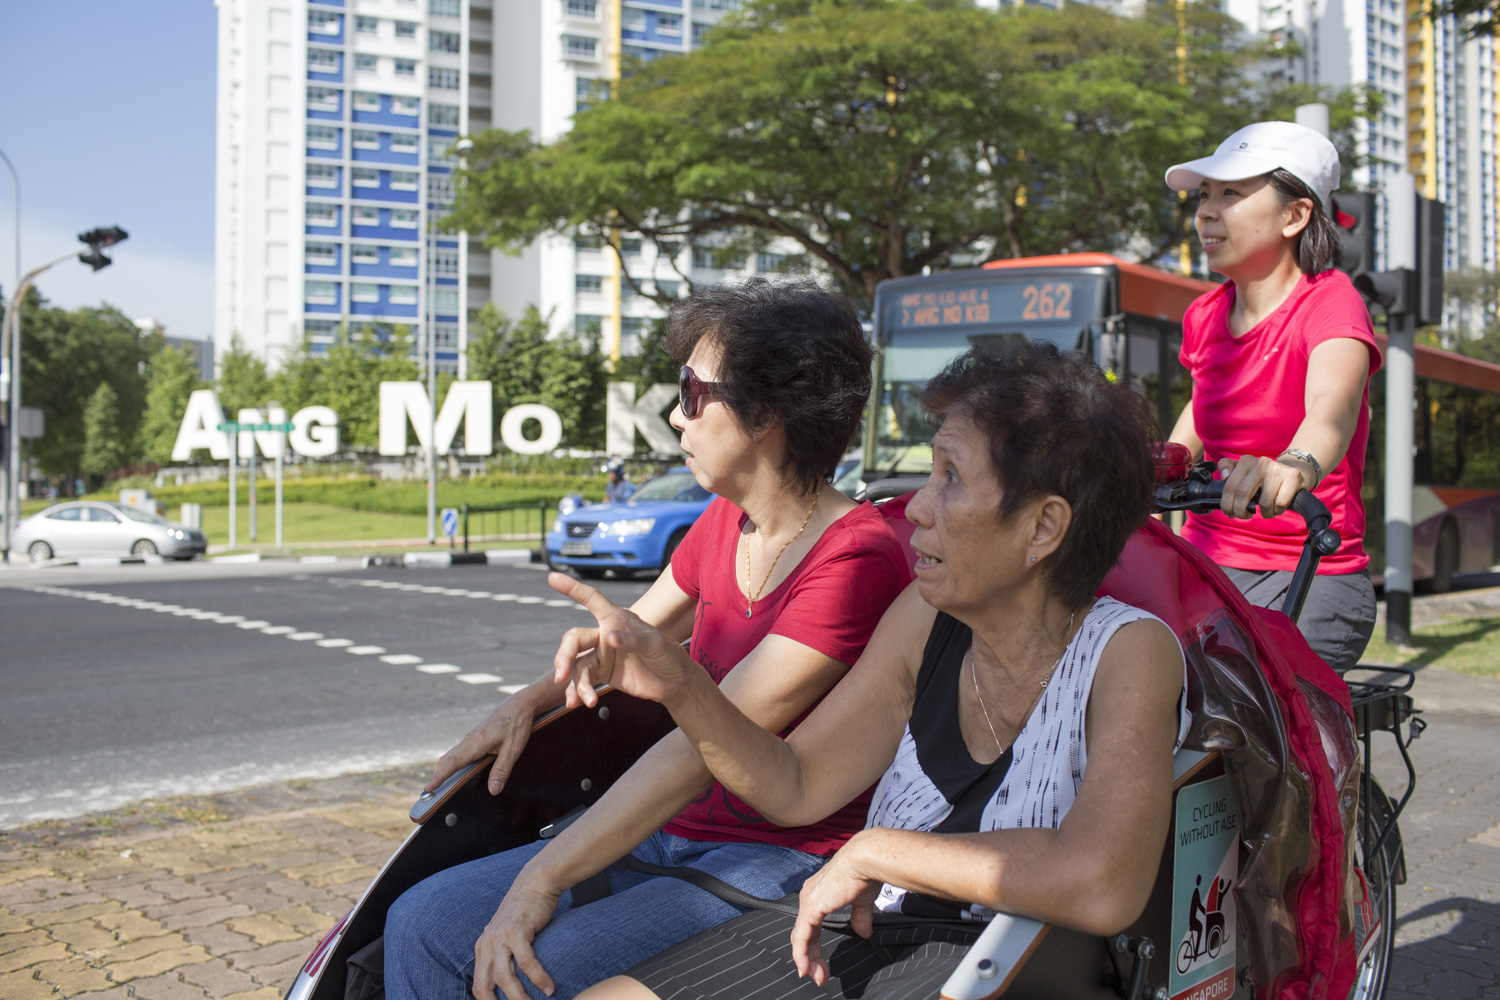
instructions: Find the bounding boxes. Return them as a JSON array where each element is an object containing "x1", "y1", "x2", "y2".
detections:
[
  {"x1": 742, "y1": 487, "x2": 821, "y2": 619},
  {"x1": 969, "y1": 608, "x2": 1080, "y2": 757}
]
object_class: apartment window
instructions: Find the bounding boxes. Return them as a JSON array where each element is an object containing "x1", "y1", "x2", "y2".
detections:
[
  {"x1": 428, "y1": 139, "x2": 456, "y2": 163},
  {"x1": 621, "y1": 237, "x2": 643, "y2": 255},
  {"x1": 575, "y1": 234, "x2": 603, "y2": 251},
  {"x1": 575, "y1": 76, "x2": 599, "y2": 112},
  {"x1": 308, "y1": 10, "x2": 341, "y2": 33},
  {"x1": 433, "y1": 288, "x2": 460, "y2": 312},
  {"x1": 656, "y1": 13, "x2": 682, "y2": 35},
  {"x1": 693, "y1": 0, "x2": 741, "y2": 8},
  {"x1": 392, "y1": 95, "x2": 420, "y2": 116},
  {"x1": 395, "y1": 58, "x2": 417, "y2": 76},
  {"x1": 757, "y1": 252, "x2": 785, "y2": 271},
  {"x1": 430, "y1": 30, "x2": 461, "y2": 52},
  {"x1": 351, "y1": 283, "x2": 380, "y2": 302},
  {"x1": 391, "y1": 209, "x2": 419, "y2": 228},
  {"x1": 395, "y1": 21, "x2": 419, "y2": 39},
  {"x1": 433, "y1": 324, "x2": 459, "y2": 348},
  {"x1": 308, "y1": 49, "x2": 340, "y2": 72},
  {"x1": 429, "y1": 67, "x2": 461, "y2": 89},
  {"x1": 691, "y1": 22, "x2": 709, "y2": 46},
  {"x1": 691, "y1": 247, "x2": 715, "y2": 269},
  {"x1": 353, "y1": 90, "x2": 382, "y2": 111},
  {"x1": 307, "y1": 124, "x2": 341, "y2": 149},
  {"x1": 391, "y1": 132, "x2": 419, "y2": 153},
  {"x1": 355, "y1": 53, "x2": 379, "y2": 73},
  {"x1": 306, "y1": 281, "x2": 339, "y2": 304},
  {"x1": 392, "y1": 247, "x2": 420, "y2": 267},
  {"x1": 353, "y1": 129, "x2": 381, "y2": 149},
  {"x1": 431, "y1": 250, "x2": 458, "y2": 274},
  {"x1": 620, "y1": 316, "x2": 645, "y2": 355},
  {"x1": 306, "y1": 164, "x2": 340, "y2": 188},
  {"x1": 353, "y1": 207, "x2": 381, "y2": 226},
  {"x1": 308, "y1": 86, "x2": 342, "y2": 111},
  {"x1": 391, "y1": 170, "x2": 419, "y2": 190},
  {"x1": 622, "y1": 8, "x2": 647, "y2": 31},
  {"x1": 575, "y1": 313, "x2": 604, "y2": 332},
  {"x1": 575, "y1": 274, "x2": 603, "y2": 293},
  {"x1": 306, "y1": 319, "x2": 339, "y2": 342},
  {"x1": 306, "y1": 242, "x2": 339, "y2": 266},
  {"x1": 431, "y1": 0, "x2": 461, "y2": 15},
  {"x1": 356, "y1": 15, "x2": 379, "y2": 34},
  {"x1": 352, "y1": 167, "x2": 381, "y2": 187},
  {"x1": 307, "y1": 202, "x2": 339, "y2": 226},
  {"x1": 564, "y1": 35, "x2": 598, "y2": 59},
  {"x1": 565, "y1": 0, "x2": 599, "y2": 19},
  {"x1": 429, "y1": 103, "x2": 460, "y2": 126},
  {"x1": 428, "y1": 176, "x2": 455, "y2": 203},
  {"x1": 389, "y1": 285, "x2": 419, "y2": 305},
  {"x1": 656, "y1": 280, "x2": 681, "y2": 298},
  {"x1": 621, "y1": 280, "x2": 640, "y2": 298},
  {"x1": 351, "y1": 244, "x2": 381, "y2": 264}
]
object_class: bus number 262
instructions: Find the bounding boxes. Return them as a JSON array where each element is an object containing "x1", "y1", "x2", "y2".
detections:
[{"x1": 1021, "y1": 283, "x2": 1072, "y2": 320}]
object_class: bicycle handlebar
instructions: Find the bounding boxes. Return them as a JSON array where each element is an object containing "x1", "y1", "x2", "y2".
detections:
[{"x1": 1152, "y1": 469, "x2": 1342, "y2": 625}]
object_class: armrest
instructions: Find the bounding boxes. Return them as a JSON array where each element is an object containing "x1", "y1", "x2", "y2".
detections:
[{"x1": 939, "y1": 913, "x2": 1049, "y2": 999}]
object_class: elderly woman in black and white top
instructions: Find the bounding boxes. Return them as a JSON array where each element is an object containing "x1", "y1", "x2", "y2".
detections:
[{"x1": 552, "y1": 342, "x2": 1191, "y2": 1000}]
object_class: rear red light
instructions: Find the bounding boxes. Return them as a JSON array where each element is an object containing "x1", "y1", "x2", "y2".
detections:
[
  {"x1": 1151, "y1": 442, "x2": 1192, "y2": 485},
  {"x1": 302, "y1": 907, "x2": 354, "y2": 977}
]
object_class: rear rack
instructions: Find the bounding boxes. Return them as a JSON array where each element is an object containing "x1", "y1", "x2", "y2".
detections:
[{"x1": 1343, "y1": 666, "x2": 1425, "y2": 878}]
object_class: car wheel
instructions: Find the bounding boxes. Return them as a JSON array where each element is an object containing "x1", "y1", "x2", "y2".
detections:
[
  {"x1": 663, "y1": 528, "x2": 689, "y2": 568},
  {"x1": 575, "y1": 567, "x2": 609, "y2": 580},
  {"x1": 132, "y1": 539, "x2": 158, "y2": 556},
  {"x1": 28, "y1": 540, "x2": 53, "y2": 563}
]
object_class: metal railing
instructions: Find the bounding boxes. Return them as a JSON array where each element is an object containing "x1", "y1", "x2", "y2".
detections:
[{"x1": 460, "y1": 501, "x2": 552, "y2": 553}]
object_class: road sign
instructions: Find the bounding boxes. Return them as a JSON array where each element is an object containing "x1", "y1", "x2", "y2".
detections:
[
  {"x1": 217, "y1": 421, "x2": 295, "y2": 433},
  {"x1": 441, "y1": 508, "x2": 460, "y2": 537}
]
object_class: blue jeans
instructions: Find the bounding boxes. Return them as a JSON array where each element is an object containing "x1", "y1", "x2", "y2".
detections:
[{"x1": 383, "y1": 830, "x2": 825, "y2": 1000}]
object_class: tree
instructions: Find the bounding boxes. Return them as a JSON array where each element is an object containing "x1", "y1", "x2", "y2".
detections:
[
  {"x1": 1427, "y1": 0, "x2": 1498, "y2": 38},
  {"x1": 318, "y1": 324, "x2": 422, "y2": 451},
  {"x1": 466, "y1": 302, "x2": 608, "y2": 449},
  {"x1": 18, "y1": 289, "x2": 151, "y2": 483},
  {"x1": 612, "y1": 319, "x2": 680, "y2": 396},
  {"x1": 449, "y1": 0, "x2": 1350, "y2": 306},
  {"x1": 139, "y1": 343, "x2": 204, "y2": 464},
  {"x1": 80, "y1": 382, "x2": 133, "y2": 481},
  {"x1": 216, "y1": 335, "x2": 273, "y2": 417}
]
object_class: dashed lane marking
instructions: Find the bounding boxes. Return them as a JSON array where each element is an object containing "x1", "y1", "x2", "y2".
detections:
[
  {"x1": 312, "y1": 574, "x2": 591, "y2": 613},
  {"x1": 23, "y1": 585, "x2": 521, "y2": 696}
]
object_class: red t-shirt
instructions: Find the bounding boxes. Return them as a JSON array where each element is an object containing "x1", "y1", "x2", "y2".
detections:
[
  {"x1": 662, "y1": 496, "x2": 911, "y2": 855},
  {"x1": 1179, "y1": 269, "x2": 1381, "y2": 574}
]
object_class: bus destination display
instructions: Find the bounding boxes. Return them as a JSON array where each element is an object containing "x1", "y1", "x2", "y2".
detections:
[{"x1": 891, "y1": 279, "x2": 1093, "y2": 330}]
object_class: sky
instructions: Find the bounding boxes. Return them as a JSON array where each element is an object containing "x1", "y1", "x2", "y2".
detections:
[{"x1": 0, "y1": 2, "x2": 218, "y2": 340}]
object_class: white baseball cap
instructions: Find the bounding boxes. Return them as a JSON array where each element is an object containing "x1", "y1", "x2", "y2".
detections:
[{"x1": 1164, "y1": 121, "x2": 1341, "y2": 205}]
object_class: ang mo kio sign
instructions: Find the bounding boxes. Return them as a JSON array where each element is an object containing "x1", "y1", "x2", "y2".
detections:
[{"x1": 171, "y1": 381, "x2": 681, "y2": 462}]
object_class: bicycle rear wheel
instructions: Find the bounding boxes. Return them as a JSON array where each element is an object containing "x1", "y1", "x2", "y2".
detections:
[{"x1": 1349, "y1": 776, "x2": 1399, "y2": 1000}]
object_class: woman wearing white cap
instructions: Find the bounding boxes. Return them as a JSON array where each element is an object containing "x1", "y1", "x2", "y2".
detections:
[{"x1": 1163, "y1": 121, "x2": 1382, "y2": 671}]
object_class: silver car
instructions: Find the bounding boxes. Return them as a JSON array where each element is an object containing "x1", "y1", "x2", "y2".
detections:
[{"x1": 13, "y1": 501, "x2": 208, "y2": 562}]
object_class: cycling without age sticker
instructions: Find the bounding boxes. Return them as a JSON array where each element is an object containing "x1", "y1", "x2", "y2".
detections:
[{"x1": 1170, "y1": 774, "x2": 1240, "y2": 1000}]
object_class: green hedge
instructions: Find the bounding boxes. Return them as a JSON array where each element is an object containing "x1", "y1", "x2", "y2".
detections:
[{"x1": 88, "y1": 474, "x2": 605, "y2": 514}]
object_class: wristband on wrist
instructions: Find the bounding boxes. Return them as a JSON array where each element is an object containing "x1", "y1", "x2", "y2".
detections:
[{"x1": 1279, "y1": 448, "x2": 1322, "y2": 488}]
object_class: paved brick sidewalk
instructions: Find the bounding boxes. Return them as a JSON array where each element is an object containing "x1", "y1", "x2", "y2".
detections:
[{"x1": 0, "y1": 768, "x2": 427, "y2": 999}]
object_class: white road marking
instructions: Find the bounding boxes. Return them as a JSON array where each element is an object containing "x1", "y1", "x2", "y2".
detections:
[
  {"x1": 236, "y1": 620, "x2": 272, "y2": 629},
  {"x1": 261, "y1": 625, "x2": 296, "y2": 635},
  {"x1": 544, "y1": 600, "x2": 576, "y2": 608},
  {"x1": 316, "y1": 638, "x2": 354, "y2": 648},
  {"x1": 346, "y1": 645, "x2": 387, "y2": 656},
  {"x1": 380, "y1": 654, "x2": 423, "y2": 665},
  {"x1": 456, "y1": 673, "x2": 504, "y2": 685},
  {"x1": 418, "y1": 664, "x2": 462, "y2": 674},
  {"x1": 286, "y1": 631, "x2": 325, "y2": 641},
  {"x1": 214, "y1": 615, "x2": 246, "y2": 624},
  {"x1": 492, "y1": 594, "x2": 519, "y2": 601},
  {"x1": 515, "y1": 596, "x2": 545, "y2": 604},
  {"x1": 466, "y1": 591, "x2": 493, "y2": 598}
]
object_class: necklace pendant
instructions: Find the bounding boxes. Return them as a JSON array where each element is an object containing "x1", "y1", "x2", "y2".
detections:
[{"x1": 745, "y1": 607, "x2": 753, "y2": 619}]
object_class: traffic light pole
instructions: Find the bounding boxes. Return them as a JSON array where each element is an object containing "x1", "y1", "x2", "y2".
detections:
[{"x1": 1384, "y1": 311, "x2": 1416, "y2": 645}]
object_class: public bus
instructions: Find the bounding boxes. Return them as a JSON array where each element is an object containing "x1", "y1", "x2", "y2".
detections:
[{"x1": 862, "y1": 252, "x2": 1500, "y2": 592}]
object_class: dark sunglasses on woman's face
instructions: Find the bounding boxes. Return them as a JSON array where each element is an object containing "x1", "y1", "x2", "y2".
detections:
[{"x1": 679, "y1": 366, "x2": 723, "y2": 419}]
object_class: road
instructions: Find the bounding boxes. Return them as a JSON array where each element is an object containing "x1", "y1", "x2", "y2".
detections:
[{"x1": 0, "y1": 558, "x2": 652, "y2": 829}]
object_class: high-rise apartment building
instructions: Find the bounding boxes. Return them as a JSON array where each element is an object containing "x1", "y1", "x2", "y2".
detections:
[{"x1": 215, "y1": 0, "x2": 750, "y2": 375}]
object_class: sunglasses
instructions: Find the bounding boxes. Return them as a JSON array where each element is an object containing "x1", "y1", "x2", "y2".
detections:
[{"x1": 679, "y1": 366, "x2": 723, "y2": 419}]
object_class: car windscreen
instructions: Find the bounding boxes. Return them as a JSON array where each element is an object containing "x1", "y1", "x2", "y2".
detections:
[
  {"x1": 629, "y1": 474, "x2": 710, "y2": 503},
  {"x1": 115, "y1": 505, "x2": 166, "y2": 524}
]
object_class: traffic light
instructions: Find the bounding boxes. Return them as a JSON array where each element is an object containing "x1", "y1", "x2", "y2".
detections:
[
  {"x1": 1333, "y1": 192, "x2": 1377, "y2": 277},
  {"x1": 77, "y1": 226, "x2": 129, "y2": 272},
  {"x1": 1415, "y1": 197, "x2": 1445, "y2": 327}
]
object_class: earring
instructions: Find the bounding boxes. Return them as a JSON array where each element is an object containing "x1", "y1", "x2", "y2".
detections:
[{"x1": 1028, "y1": 555, "x2": 1036, "y2": 563}]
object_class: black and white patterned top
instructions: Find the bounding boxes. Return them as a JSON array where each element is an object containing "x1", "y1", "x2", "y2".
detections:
[{"x1": 865, "y1": 597, "x2": 1190, "y2": 920}]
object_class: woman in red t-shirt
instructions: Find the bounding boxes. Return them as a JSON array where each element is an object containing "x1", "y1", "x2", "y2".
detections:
[
  {"x1": 1163, "y1": 121, "x2": 1381, "y2": 671},
  {"x1": 383, "y1": 280, "x2": 911, "y2": 1000}
]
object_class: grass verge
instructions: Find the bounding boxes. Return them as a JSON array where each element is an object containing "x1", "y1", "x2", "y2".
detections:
[{"x1": 1361, "y1": 613, "x2": 1500, "y2": 677}]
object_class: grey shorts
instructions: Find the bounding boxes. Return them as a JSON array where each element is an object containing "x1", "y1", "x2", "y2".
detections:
[{"x1": 1221, "y1": 567, "x2": 1376, "y2": 672}]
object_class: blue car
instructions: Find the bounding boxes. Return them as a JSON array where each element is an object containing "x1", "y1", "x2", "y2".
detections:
[{"x1": 545, "y1": 467, "x2": 712, "y2": 578}]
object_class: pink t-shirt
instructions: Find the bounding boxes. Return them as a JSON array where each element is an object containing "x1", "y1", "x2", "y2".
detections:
[
  {"x1": 1180, "y1": 269, "x2": 1381, "y2": 574},
  {"x1": 663, "y1": 496, "x2": 911, "y2": 856}
]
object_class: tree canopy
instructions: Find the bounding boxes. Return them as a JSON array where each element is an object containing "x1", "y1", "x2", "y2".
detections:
[{"x1": 448, "y1": 0, "x2": 1365, "y2": 305}]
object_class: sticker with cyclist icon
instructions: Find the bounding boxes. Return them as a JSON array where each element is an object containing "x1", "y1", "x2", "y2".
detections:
[{"x1": 1170, "y1": 774, "x2": 1240, "y2": 1000}]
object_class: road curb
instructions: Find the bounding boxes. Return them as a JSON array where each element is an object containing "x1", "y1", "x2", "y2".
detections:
[{"x1": 359, "y1": 549, "x2": 542, "y2": 569}]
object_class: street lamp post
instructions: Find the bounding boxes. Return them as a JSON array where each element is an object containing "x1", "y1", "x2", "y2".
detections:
[
  {"x1": 0, "y1": 226, "x2": 128, "y2": 561},
  {"x1": 0, "y1": 149, "x2": 18, "y2": 564},
  {"x1": 424, "y1": 137, "x2": 474, "y2": 546}
]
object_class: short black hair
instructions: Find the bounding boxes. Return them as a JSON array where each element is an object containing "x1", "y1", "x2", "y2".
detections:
[
  {"x1": 664, "y1": 279, "x2": 871, "y2": 495},
  {"x1": 1267, "y1": 168, "x2": 1343, "y2": 275},
  {"x1": 920, "y1": 342, "x2": 1157, "y2": 608}
]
